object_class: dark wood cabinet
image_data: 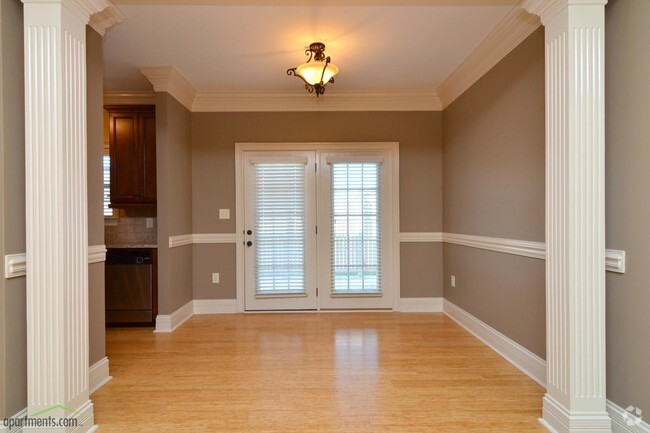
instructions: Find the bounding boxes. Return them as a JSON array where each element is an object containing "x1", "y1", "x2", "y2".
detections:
[{"x1": 107, "y1": 106, "x2": 156, "y2": 207}]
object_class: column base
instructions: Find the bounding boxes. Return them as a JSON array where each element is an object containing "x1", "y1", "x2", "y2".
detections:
[
  {"x1": 540, "y1": 395, "x2": 613, "y2": 433},
  {"x1": 23, "y1": 400, "x2": 96, "y2": 433}
]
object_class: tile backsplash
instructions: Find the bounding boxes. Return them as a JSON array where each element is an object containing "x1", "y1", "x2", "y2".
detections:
[{"x1": 105, "y1": 217, "x2": 157, "y2": 247}]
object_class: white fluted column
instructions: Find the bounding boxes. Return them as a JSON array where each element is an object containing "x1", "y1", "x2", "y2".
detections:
[
  {"x1": 22, "y1": 0, "x2": 109, "y2": 431},
  {"x1": 520, "y1": 1, "x2": 611, "y2": 432}
]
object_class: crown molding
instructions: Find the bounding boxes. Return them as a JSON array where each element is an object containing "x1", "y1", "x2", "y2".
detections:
[
  {"x1": 140, "y1": 66, "x2": 197, "y2": 111},
  {"x1": 437, "y1": 6, "x2": 541, "y2": 109},
  {"x1": 103, "y1": 90, "x2": 156, "y2": 105},
  {"x1": 192, "y1": 90, "x2": 442, "y2": 112},
  {"x1": 89, "y1": 4, "x2": 126, "y2": 36},
  {"x1": 113, "y1": 0, "x2": 519, "y2": 5}
]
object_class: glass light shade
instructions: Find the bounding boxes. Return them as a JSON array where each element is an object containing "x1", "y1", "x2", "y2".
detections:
[{"x1": 295, "y1": 61, "x2": 339, "y2": 85}]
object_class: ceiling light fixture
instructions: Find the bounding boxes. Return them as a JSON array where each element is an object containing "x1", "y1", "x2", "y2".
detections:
[{"x1": 287, "y1": 42, "x2": 339, "y2": 97}]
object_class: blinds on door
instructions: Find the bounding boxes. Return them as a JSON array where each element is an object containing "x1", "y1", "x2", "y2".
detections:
[
  {"x1": 253, "y1": 160, "x2": 307, "y2": 295},
  {"x1": 329, "y1": 162, "x2": 381, "y2": 294}
]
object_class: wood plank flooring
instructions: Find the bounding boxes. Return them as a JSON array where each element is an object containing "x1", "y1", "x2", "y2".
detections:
[{"x1": 92, "y1": 313, "x2": 547, "y2": 432}]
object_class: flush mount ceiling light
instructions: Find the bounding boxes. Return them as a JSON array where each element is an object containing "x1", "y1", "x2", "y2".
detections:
[{"x1": 287, "y1": 42, "x2": 339, "y2": 97}]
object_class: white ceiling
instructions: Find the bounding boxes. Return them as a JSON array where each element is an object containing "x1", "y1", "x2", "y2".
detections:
[{"x1": 103, "y1": 2, "x2": 515, "y2": 93}]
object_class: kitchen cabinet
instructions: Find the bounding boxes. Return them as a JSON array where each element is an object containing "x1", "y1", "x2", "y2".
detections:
[{"x1": 107, "y1": 106, "x2": 156, "y2": 207}]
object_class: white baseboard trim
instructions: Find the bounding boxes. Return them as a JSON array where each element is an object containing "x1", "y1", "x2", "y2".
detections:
[
  {"x1": 154, "y1": 300, "x2": 194, "y2": 333},
  {"x1": 398, "y1": 297, "x2": 443, "y2": 312},
  {"x1": 443, "y1": 299, "x2": 547, "y2": 387},
  {"x1": 443, "y1": 299, "x2": 649, "y2": 433},
  {"x1": 89, "y1": 357, "x2": 112, "y2": 395},
  {"x1": 541, "y1": 394, "x2": 613, "y2": 433},
  {"x1": 193, "y1": 299, "x2": 237, "y2": 314},
  {"x1": 155, "y1": 299, "x2": 241, "y2": 332},
  {"x1": 0, "y1": 408, "x2": 27, "y2": 432},
  {"x1": 68, "y1": 399, "x2": 97, "y2": 433},
  {"x1": 608, "y1": 400, "x2": 650, "y2": 433}
]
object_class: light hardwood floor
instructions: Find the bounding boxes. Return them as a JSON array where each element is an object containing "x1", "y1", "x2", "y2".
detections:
[{"x1": 93, "y1": 313, "x2": 547, "y2": 432}]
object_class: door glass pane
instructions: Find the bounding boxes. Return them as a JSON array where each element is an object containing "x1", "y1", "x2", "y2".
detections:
[
  {"x1": 254, "y1": 163, "x2": 306, "y2": 294},
  {"x1": 330, "y1": 163, "x2": 381, "y2": 293}
]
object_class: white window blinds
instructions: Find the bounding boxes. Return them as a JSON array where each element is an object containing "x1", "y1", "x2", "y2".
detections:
[
  {"x1": 330, "y1": 162, "x2": 381, "y2": 293},
  {"x1": 254, "y1": 162, "x2": 307, "y2": 294},
  {"x1": 103, "y1": 155, "x2": 112, "y2": 216}
]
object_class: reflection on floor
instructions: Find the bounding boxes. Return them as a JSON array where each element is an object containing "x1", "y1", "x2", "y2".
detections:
[{"x1": 92, "y1": 313, "x2": 547, "y2": 432}]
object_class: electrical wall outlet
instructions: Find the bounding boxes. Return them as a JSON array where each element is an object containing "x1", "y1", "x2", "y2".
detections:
[
  {"x1": 146, "y1": 218, "x2": 154, "y2": 229},
  {"x1": 212, "y1": 273, "x2": 220, "y2": 284},
  {"x1": 219, "y1": 209, "x2": 230, "y2": 220},
  {"x1": 451, "y1": 275, "x2": 456, "y2": 287}
]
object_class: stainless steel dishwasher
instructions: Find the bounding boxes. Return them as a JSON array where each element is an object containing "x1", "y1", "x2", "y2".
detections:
[{"x1": 105, "y1": 248, "x2": 157, "y2": 326}]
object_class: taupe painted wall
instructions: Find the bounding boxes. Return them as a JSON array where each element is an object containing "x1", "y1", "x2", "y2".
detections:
[
  {"x1": 156, "y1": 93, "x2": 194, "y2": 314},
  {"x1": 442, "y1": 29, "x2": 546, "y2": 358},
  {"x1": 191, "y1": 112, "x2": 443, "y2": 300},
  {"x1": 0, "y1": 0, "x2": 5, "y2": 417},
  {"x1": 0, "y1": 0, "x2": 26, "y2": 418},
  {"x1": 604, "y1": 0, "x2": 650, "y2": 414},
  {"x1": 87, "y1": 27, "x2": 105, "y2": 367},
  {"x1": 443, "y1": 28, "x2": 545, "y2": 242}
]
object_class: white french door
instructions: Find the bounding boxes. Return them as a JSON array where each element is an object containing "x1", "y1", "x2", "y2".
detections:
[
  {"x1": 317, "y1": 153, "x2": 394, "y2": 309},
  {"x1": 243, "y1": 151, "x2": 318, "y2": 310},
  {"x1": 241, "y1": 146, "x2": 396, "y2": 311}
]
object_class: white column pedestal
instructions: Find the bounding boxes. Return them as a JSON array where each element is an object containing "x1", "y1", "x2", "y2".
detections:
[
  {"x1": 520, "y1": 1, "x2": 611, "y2": 432},
  {"x1": 22, "y1": 0, "x2": 110, "y2": 431}
]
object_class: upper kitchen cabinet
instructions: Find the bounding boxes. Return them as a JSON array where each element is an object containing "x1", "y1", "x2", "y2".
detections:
[{"x1": 107, "y1": 106, "x2": 156, "y2": 207}]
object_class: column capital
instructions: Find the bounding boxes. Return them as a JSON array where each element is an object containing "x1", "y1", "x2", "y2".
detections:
[
  {"x1": 518, "y1": 0, "x2": 607, "y2": 25},
  {"x1": 21, "y1": 0, "x2": 116, "y2": 24}
]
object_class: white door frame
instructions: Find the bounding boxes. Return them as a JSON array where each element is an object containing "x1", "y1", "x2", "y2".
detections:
[{"x1": 235, "y1": 142, "x2": 400, "y2": 313}]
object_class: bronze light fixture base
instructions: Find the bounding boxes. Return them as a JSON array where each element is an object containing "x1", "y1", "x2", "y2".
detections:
[{"x1": 287, "y1": 42, "x2": 338, "y2": 97}]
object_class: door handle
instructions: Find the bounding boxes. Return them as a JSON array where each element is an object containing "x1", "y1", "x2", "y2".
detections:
[
  {"x1": 246, "y1": 241, "x2": 253, "y2": 247},
  {"x1": 246, "y1": 229, "x2": 253, "y2": 235}
]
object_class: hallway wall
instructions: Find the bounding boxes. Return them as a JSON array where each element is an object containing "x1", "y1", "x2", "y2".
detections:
[
  {"x1": 157, "y1": 93, "x2": 194, "y2": 314},
  {"x1": 0, "y1": 0, "x2": 27, "y2": 419},
  {"x1": 87, "y1": 27, "x2": 107, "y2": 367},
  {"x1": 604, "y1": 0, "x2": 650, "y2": 414},
  {"x1": 442, "y1": 28, "x2": 546, "y2": 358},
  {"x1": 442, "y1": 0, "x2": 650, "y2": 414}
]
